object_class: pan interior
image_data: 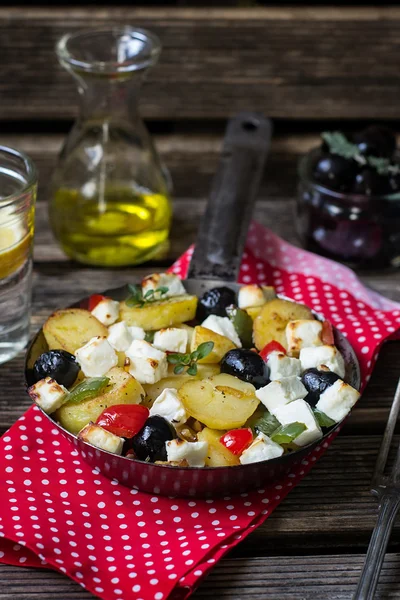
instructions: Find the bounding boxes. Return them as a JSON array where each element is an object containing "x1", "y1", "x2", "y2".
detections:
[{"x1": 25, "y1": 280, "x2": 361, "y2": 470}]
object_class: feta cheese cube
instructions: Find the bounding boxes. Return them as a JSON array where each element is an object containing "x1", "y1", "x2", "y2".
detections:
[
  {"x1": 166, "y1": 439, "x2": 208, "y2": 467},
  {"x1": 75, "y1": 336, "x2": 118, "y2": 377},
  {"x1": 316, "y1": 379, "x2": 360, "y2": 422},
  {"x1": 300, "y1": 345, "x2": 345, "y2": 379},
  {"x1": 91, "y1": 298, "x2": 120, "y2": 326},
  {"x1": 78, "y1": 423, "x2": 124, "y2": 455},
  {"x1": 286, "y1": 319, "x2": 323, "y2": 356},
  {"x1": 107, "y1": 321, "x2": 133, "y2": 352},
  {"x1": 274, "y1": 399, "x2": 322, "y2": 447},
  {"x1": 125, "y1": 340, "x2": 168, "y2": 384},
  {"x1": 267, "y1": 352, "x2": 302, "y2": 380},
  {"x1": 256, "y1": 376, "x2": 308, "y2": 415},
  {"x1": 149, "y1": 388, "x2": 187, "y2": 424},
  {"x1": 142, "y1": 273, "x2": 186, "y2": 298},
  {"x1": 28, "y1": 377, "x2": 69, "y2": 414},
  {"x1": 238, "y1": 285, "x2": 266, "y2": 309},
  {"x1": 240, "y1": 432, "x2": 283, "y2": 464},
  {"x1": 128, "y1": 326, "x2": 146, "y2": 341},
  {"x1": 201, "y1": 315, "x2": 241, "y2": 347},
  {"x1": 153, "y1": 328, "x2": 188, "y2": 353}
]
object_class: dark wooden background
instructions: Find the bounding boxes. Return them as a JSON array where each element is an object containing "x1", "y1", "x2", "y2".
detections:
[{"x1": 3, "y1": 3, "x2": 400, "y2": 598}]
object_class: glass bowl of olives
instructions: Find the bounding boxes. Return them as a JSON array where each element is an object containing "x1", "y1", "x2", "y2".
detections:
[{"x1": 297, "y1": 125, "x2": 400, "y2": 269}]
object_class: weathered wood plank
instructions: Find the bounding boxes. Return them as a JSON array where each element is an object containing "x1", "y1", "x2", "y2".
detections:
[
  {"x1": 3, "y1": 7, "x2": 400, "y2": 120},
  {"x1": 2, "y1": 553, "x2": 400, "y2": 599},
  {"x1": 32, "y1": 199, "x2": 400, "y2": 303},
  {"x1": 2, "y1": 132, "x2": 317, "y2": 200}
]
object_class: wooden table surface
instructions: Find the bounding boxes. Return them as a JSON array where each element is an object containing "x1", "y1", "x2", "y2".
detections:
[{"x1": 2, "y1": 195, "x2": 400, "y2": 599}]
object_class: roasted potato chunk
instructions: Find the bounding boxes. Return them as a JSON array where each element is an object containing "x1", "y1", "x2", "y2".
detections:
[
  {"x1": 143, "y1": 364, "x2": 220, "y2": 405},
  {"x1": 179, "y1": 373, "x2": 259, "y2": 430},
  {"x1": 120, "y1": 295, "x2": 197, "y2": 331},
  {"x1": 197, "y1": 427, "x2": 240, "y2": 466},
  {"x1": 191, "y1": 326, "x2": 236, "y2": 364},
  {"x1": 253, "y1": 298, "x2": 314, "y2": 350},
  {"x1": 55, "y1": 367, "x2": 145, "y2": 435},
  {"x1": 43, "y1": 308, "x2": 108, "y2": 354}
]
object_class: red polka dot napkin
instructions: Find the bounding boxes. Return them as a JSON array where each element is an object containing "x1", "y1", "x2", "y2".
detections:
[{"x1": 1, "y1": 221, "x2": 400, "y2": 600}]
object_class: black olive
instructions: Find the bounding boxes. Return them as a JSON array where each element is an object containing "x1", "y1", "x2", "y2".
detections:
[
  {"x1": 301, "y1": 367, "x2": 341, "y2": 407},
  {"x1": 352, "y1": 167, "x2": 390, "y2": 196},
  {"x1": 220, "y1": 349, "x2": 270, "y2": 389},
  {"x1": 353, "y1": 126, "x2": 397, "y2": 159},
  {"x1": 312, "y1": 154, "x2": 357, "y2": 193},
  {"x1": 196, "y1": 286, "x2": 236, "y2": 321},
  {"x1": 131, "y1": 415, "x2": 177, "y2": 462},
  {"x1": 33, "y1": 350, "x2": 80, "y2": 388}
]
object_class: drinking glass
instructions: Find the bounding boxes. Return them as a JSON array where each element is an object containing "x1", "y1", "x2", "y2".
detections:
[{"x1": 0, "y1": 146, "x2": 37, "y2": 364}]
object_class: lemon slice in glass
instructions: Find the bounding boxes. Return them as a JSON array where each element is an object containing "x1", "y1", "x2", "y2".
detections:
[{"x1": 0, "y1": 220, "x2": 31, "y2": 279}]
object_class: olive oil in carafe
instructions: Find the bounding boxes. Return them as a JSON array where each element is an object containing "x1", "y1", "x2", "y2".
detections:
[{"x1": 50, "y1": 187, "x2": 172, "y2": 267}]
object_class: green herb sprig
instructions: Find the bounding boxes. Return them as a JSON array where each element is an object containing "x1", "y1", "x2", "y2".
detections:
[
  {"x1": 167, "y1": 342, "x2": 214, "y2": 376},
  {"x1": 125, "y1": 284, "x2": 169, "y2": 308},
  {"x1": 322, "y1": 131, "x2": 400, "y2": 176}
]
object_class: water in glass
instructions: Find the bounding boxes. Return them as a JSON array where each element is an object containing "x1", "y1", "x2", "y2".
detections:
[{"x1": 0, "y1": 146, "x2": 37, "y2": 364}]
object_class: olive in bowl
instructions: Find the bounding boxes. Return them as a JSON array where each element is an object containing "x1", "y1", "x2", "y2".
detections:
[
  {"x1": 33, "y1": 350, "x2": 80, "y2": 388},
  {"x1": 131, "y1": 415, "x2": 177, "y2": 462},
  {"x1": 301, "y1": 367, "x2": 341, "y2": 407},
  {"x1": 220, "y1": 349, "x2": 270, "y2": 389},
  {"x1": 196, "y1": 286, "x2": 236, "y2": 321}
]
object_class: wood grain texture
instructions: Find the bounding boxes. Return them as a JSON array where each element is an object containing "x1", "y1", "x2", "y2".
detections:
[
  {"x1": 2, "y1": 132, "x2": 316, "y2": 200},
  {"x1": 3, "y1": 7, "x2": 400, "y2": 120},
  {"x1": 2, "y1": 553, "x2": 400, "y2": 599}
]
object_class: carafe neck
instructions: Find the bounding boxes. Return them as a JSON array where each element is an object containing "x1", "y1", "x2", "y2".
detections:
[{"x1": 74, "y1": 73, "x2": 143, "y2": 122}]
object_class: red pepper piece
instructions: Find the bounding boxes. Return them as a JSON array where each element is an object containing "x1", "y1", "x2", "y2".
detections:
[
  {"x1": 96, "y1": 404, "x2": 149, "y2": 439},
  {"x1": 88, "y1": 294, "x2": 109, "y2": 312},
  {"x1": 321, "y1": 320, "x2": 334, "y2": 345},
  {"x1": 260, "y1": 340, "x2": 287, "y2": 362},
  {"x1": 220, "y1": 428, "x2": 253, "y2": 456}
]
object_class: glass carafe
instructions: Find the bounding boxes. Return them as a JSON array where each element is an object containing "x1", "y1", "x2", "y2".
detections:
[{"x1": 50, "y1": 27, "x2": 172, "y2": 267}]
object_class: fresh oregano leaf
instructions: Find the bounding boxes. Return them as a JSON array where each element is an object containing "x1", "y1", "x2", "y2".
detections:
[
  {"x1": 187, "y1": 364, "x2": 198, "y2": 376},
  {"x1": 195, "y1": 342, "x2": 214, "y2": 360},
  {"x1": 167, "y1": 353, "x2": 183, "y2": 365},
  {"x1": 125, "y1": 284, "x2": 170, "y2": 308},
  {"x1": 321, "y1": 131, "x2": 400, "y2": 177},
  {"x1": 166, "y1": 342, "x2": 214, "y2": 376}
]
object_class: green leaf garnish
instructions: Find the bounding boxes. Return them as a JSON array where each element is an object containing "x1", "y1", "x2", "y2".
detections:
[
  {"x1": 126, "y1": 284, "x2": 143, "y2": 307},
  {"x1": 67, "y1": 377, "x2": 110, "y2": 405},
  {"x1": 322, "y1": 131, "x2": 400, "y2": 177},
  {"x1": 226, "y1": 304, "x2": 255, "y2": 349},
  {"x1": 167, "y1": 342, "x2": 214, "y2": 376},
  {"x1": 195, "y1": 342, "x2": 214, "y2": 360},
  {"x1": 125, "y1": 284, "x2": 169, "y2": 308},
  {"x1": 249, "y1": 410, "x2": 280, "y2": 437},
  {"x1": 270, "y1": 422, "x2": 307, "y2": 445},
  {"x1": 144, "y1": 331, "x2": 155, "y2": 343},
  {"x1": 313, "y1": 408, "x2": 336, "y2": 428},
  {"x1": 187, "y1": 364, "x2": 198, "y2": 376}
]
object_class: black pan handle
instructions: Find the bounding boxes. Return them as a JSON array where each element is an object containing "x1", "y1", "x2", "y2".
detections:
[{"x1": 187, "y1": 112, "x2": 272, "y2": 281}]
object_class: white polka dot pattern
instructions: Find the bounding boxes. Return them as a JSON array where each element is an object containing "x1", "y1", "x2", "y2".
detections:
[{"x1": 0, "y1": 223, "x2": 399, "y2": 600}]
